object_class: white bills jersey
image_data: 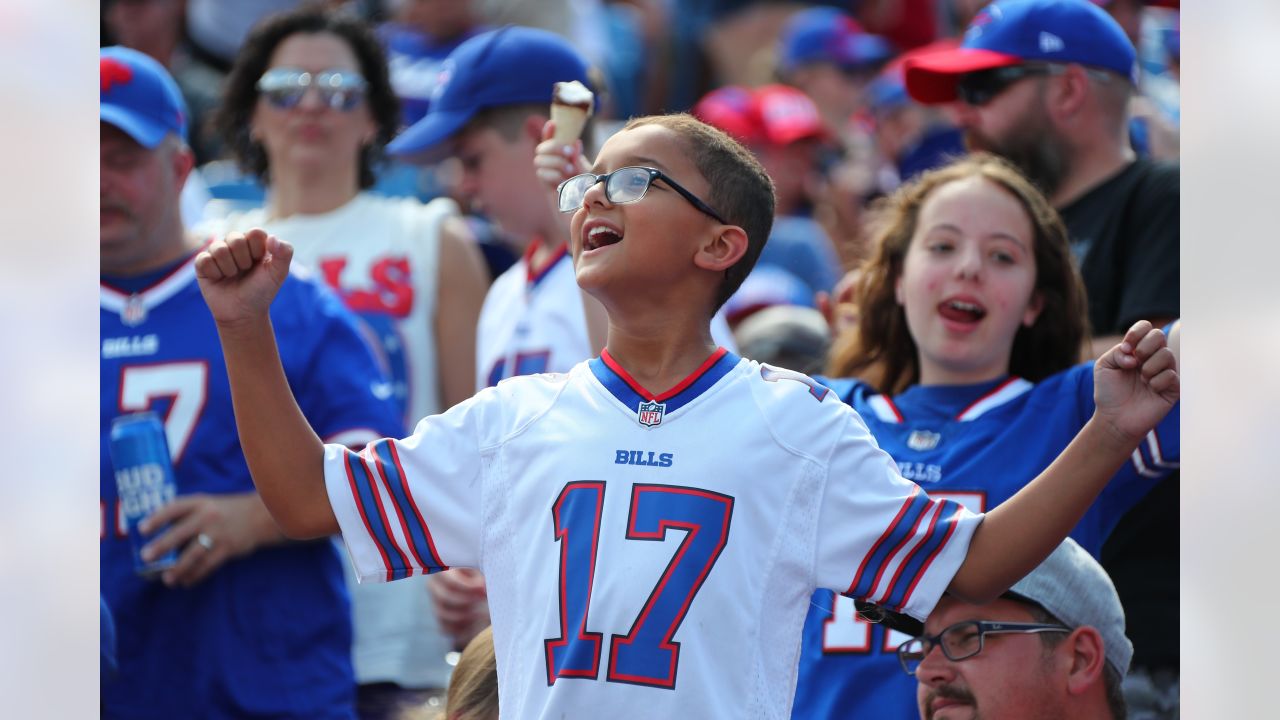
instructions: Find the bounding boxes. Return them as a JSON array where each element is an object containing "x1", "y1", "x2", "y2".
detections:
[
  {"x1": 324, "y1": 350, "x2": 981, "y2": 719},
  {"x1": 476, "y1": 241, "x2": 590, "y2": 390}
]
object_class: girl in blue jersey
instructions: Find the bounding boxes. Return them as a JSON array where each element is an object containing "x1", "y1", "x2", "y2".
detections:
[{"x1": 792, "y1": 153, "x2": 1179, "y2": 719}]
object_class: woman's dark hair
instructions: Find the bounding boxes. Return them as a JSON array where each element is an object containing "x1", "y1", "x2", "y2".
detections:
[
  {"x1": 214, "y1": 4, "x2": 400, "y2": 189},
  {"x1": 826, "y1": 153, "x2": 1088, "y2": 393}
]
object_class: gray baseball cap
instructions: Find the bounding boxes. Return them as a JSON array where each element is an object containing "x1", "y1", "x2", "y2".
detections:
[{"x1": 1006, "y1": 538, "x2": 1134, "y2": 677}]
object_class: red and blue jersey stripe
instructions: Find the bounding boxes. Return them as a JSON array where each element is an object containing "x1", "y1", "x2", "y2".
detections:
[
  {"x1": 844, "y1": 486, "x2": 963, "y2": 612},
  {"x1": 344, "y1": 439, "x2": 449, "y2": 580}
]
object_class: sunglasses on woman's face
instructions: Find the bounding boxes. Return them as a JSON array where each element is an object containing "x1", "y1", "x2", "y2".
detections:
[{"x1": 256, "y1": 67, "x2": 367, "y2": 111}]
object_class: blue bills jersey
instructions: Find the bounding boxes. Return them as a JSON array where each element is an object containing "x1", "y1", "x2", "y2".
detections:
[
  {"x1": 100, "y1": 252, "x2": 403, "y2": 719},
  {"x1": 791, "y1": 363, "x2": 1180, "y2": 720},
  {"x1": 322, "y1": 350, "x2": 982, "y2": 720}
]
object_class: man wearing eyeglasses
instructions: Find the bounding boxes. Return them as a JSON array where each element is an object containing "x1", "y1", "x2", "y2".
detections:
[{"x1": 904, "y1": 538, "x2": 1131, "y2": 720}]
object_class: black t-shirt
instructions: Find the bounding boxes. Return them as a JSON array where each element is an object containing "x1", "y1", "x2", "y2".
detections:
[
  {"x1": 1062, "y1": 160, "x2": 1181, "y2": 675},
  {"x1": 1058, "y1": 159, "x2": 1180, "y2": 336}
]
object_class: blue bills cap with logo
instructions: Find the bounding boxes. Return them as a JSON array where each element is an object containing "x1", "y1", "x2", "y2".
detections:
[{"x1": 101, "y1": 46, "x2": 188, "y2": 148}]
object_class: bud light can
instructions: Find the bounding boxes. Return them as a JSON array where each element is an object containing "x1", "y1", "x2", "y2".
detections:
[{"x1": 109, "y1": 412, "x2": 180, "y2": 577}]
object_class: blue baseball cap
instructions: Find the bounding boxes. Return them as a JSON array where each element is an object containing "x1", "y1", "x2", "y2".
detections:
[
  {"x1": 904, "y1": 0, "x2": 1137, "y2": 104},
  {"x1": 778, "y1": 7, "x2": 895, "y2": 76},
  {"x1": 388, "y1": 26, "x2": 591, "y2": 157},
  {"x1": 101, "y1": 46, "x2": 188, "y2": 147}
]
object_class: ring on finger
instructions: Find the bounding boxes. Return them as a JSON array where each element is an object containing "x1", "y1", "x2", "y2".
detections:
[{"x1": 195, "y1": 533, "x2": 215, "y2": 551}]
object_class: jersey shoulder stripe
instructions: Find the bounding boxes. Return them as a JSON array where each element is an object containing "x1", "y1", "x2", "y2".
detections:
[
  {"x1": 846, "y1": 485, "x2": 931, "y2": 600},
  {"x1": 880, "y1": 498, "x2": 964, "y2": 610},
  {"x1": 371, "y1": 440, "x2": 449, "y2": 573},
  {"x1": 344, "y1": 449, "x2": 409, "y2": 581}
]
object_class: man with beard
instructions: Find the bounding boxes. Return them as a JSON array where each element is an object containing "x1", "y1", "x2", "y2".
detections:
[
  {"x1": 904, "y1": 539, "x2": 1130, "y2": 720},
  {"x1": 900, "y1": 3, "x2": 1179, "y2": 715},
  {"x1": 902, "y1": 0, "x2": 1178, "y2": 355}
]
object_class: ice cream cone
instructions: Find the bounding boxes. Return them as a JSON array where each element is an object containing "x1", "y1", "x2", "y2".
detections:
[{"x1": 550, "y1": 80, "x2": 594, "y2": 145}]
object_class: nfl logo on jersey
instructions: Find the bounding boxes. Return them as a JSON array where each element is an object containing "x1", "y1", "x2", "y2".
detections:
[
  {"x1": 121, "y1": 294, "x2": 147, "y2": 327},
  {"x1": 637, "y1": 400, "x2": 665, "y2": 427},
  {"x1": 907, "y1": 429, "x2": 941, "y2": 451}
]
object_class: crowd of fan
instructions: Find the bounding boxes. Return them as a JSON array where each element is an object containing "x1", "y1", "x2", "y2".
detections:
[{"x1": 100, "y1": 1, "x2": 1180, "y2": 718}]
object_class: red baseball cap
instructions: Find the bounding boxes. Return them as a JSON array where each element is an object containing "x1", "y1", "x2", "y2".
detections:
[{"x1": 693, "y1": 84, "x2": 827, "y2": 147}]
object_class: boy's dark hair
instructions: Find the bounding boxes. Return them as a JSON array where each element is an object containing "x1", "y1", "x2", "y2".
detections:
[
  {"x1": 214, "y1": 4, "x2": 400, "y2": 189},
  {"x1": 623, "y1": 114, "x2": 776, "y2": 310}
]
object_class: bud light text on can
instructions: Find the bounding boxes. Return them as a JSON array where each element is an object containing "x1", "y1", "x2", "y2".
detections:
[{"x1": 109, "y1": 412, "x2": 180, "y2": 577}]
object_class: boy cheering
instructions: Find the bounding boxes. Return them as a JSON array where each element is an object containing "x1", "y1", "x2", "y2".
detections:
[{"x1": 196, "y1": 114, "x2": 1177, "y2": 719}]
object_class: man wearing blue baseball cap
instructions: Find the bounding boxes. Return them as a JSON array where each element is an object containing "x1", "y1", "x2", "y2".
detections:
[
  {"x1": 101, "y1": 45, "x2": 195, "y2": 275},
  {"x1": 902, "y1": 1, "x2": 1180, "y2": 715},
  {"x1": 101, "y1": 45, "x2": 402, "y2": 718}
]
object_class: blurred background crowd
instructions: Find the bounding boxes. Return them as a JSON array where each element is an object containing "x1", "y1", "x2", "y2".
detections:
[{"x1": 100, "y1": 0, "x2": 1179, "y2": 339}]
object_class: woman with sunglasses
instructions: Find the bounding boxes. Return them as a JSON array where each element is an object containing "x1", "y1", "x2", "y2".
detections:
[
  {"x1": 790, "y1": 154, "x2": 1180, "y2": 719},
  {"x1": 206, "y1": 7, "x2": 489, "y2": 719}
]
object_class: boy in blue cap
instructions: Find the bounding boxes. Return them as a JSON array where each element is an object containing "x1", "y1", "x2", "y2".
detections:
[{"x1": 390, "y1": 26, "x2": 605, "y2": 395}]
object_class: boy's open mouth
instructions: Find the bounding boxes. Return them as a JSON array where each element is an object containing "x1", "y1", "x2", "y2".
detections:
[{"x1": 584, "y1": 224, "x2": 623, "y2": 251}]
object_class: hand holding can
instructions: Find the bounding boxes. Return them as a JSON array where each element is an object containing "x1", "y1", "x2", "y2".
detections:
[{"x1": 109, "y1": 412, "x2": 180, "y2": 577}]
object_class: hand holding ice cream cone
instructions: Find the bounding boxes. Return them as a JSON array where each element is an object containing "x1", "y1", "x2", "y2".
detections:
[{"x1": 535, "y1": 81, "x2": 594, "y2": 191}]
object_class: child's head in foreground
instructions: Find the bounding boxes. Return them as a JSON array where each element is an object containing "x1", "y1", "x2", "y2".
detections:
[{"x1": 561, "y1": 113, "x2": 776, "y2": 316}]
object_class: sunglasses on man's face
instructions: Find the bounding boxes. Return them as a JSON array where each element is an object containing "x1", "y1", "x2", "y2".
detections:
[
  {"x1": 256, "y1": 67, "x2": 367, "y2": 111},
  {"x1": 954, "y1": 64, "x2": 1059, "y2": 106},
  {"x1": 955, "y1": 63, "x2": 1118, "y2": 107}
]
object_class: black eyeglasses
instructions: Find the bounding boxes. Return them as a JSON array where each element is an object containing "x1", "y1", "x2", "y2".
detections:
[
  {"x1": 557, "y1": 166, "x2": 727, "y2": 224},
  {"x1": 897, "y1": 620, "x2": 1070, "y2": 675},
  {"x1": 956, "y1": 63, "x2": 1116, "y2": 106},
  {"x1": 257, "y1": 67, "x2": 367, "y2": 111}
]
